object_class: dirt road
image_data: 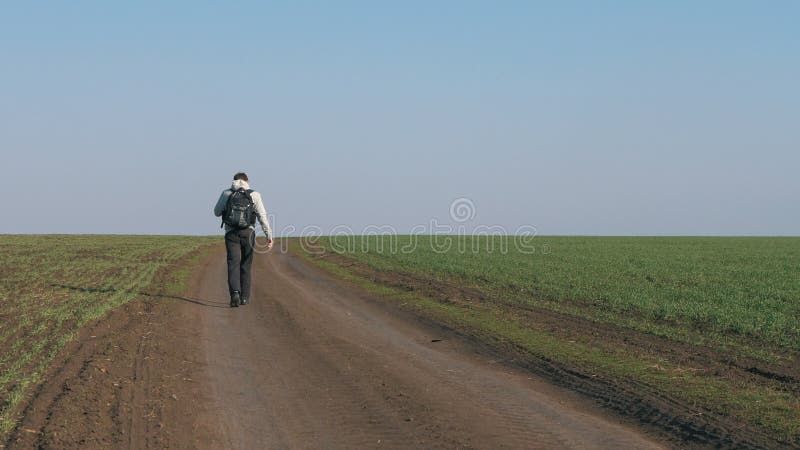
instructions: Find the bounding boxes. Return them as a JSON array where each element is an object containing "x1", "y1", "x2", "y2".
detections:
[
  {"x1": 8, "y1": 249, "x2": 664, "y2": 449},
  {"x1": 181, "y1": 250, "x2": 662, "y2": 449}
]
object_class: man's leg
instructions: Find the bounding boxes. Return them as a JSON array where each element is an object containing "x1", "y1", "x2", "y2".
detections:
[
  {"x1": 239, "y1": 228, "x2": 255, "y2": 304},
  {"x1": 225, "y1": 231, "x2": 242, "y2": 306}
]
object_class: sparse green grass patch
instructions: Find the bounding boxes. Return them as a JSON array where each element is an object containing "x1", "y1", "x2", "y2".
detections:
[{"x1": 0, "y1": 235, "x2": 218, "y2": 439}]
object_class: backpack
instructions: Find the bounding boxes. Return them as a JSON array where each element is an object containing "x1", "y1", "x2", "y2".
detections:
[{"x1": 221, "y1": 188, "x2": 256, "y2": 230}]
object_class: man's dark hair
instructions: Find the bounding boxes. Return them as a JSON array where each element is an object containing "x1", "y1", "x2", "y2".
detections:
[{"x1": 233, "y1": 172, "x2": 248, "y2": 182}]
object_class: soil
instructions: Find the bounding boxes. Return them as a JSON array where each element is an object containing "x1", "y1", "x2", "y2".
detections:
[
  {"x1": 4, "y1": 246, "x2": 762, "y2": 449},
  {"x1": 303, "y1": 250, "x2": 795, "y2": 449}
]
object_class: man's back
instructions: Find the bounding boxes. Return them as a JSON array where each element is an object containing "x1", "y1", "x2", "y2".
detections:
[
  {"x1": 214, "y1": 172, "x2": 273, "y2": 307},
  {"x1": 214, "y1": 178, "x2": 272, "y2": 238}
]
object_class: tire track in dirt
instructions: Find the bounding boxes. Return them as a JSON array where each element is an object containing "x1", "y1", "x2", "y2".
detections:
[{"x1": 127, "y1": 300, "x2": 154, "y2": 450}]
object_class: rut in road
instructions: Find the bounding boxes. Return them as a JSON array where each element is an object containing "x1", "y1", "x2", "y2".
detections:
[{"x1": 187, "y1": 250, "x2": 663, "y2": 449}]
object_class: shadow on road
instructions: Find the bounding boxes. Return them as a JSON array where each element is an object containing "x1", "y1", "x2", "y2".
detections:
[{"x1": 51, "y1": 284, "x2": 230, "y2": 309}]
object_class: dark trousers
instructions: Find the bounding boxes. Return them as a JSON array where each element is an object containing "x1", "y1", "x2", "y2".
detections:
[{"x1": 225, "y1": 228, "x2": 255, "y2": 298}]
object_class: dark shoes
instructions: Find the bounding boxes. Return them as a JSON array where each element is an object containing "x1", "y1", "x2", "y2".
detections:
[
  {"x1": 230, "y1": 291, "x2": 249, "y2": 307},
  {"x1": 230, "y1": 291, "x2": 241, "y2": 308}
]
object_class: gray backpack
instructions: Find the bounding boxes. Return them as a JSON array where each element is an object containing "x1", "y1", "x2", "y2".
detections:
[{"x1": 221, "y1": 188, "x2": 256, "y2": 230}]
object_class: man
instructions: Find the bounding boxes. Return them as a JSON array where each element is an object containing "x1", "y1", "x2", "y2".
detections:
[{"x1": 213, "y1": 172, "x2": 273, "y2": 307}]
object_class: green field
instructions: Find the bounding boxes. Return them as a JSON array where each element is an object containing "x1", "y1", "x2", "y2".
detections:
[
  {"x1": 298, "y1": 235, "x2": 800, "y2": 444},
  {"x1": 0, "y1": 235, "x2": 218, "y2": 438},
  {"x1": 2, "y1": 234, "x2": 797, "y2": 445},
  {"x1": 311, "y1": 236, "x2": 800, "y2": 351}
]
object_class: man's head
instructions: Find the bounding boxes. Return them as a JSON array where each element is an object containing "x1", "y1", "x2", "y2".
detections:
[{"x1": 233, "y1": 172, "x2": 248, "y2": 182}]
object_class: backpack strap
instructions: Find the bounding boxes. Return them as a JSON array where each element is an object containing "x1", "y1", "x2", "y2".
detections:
[
  {"x1": 220, "y1": 188, "x2": 237, "y2": 228},
  {"x1": 244, "y1": 189, "x2": 257, "y2": 225}
]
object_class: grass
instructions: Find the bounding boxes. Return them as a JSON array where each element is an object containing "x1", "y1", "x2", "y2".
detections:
[
  {"x1": 0, "y1": 234, "x2": 219, "y2": 439},
  {"x1": 311, "y1": 236, "x2": 800, "y2": 353},
  {"x1": 296, "y1": 235, "x2": 800, "y2": 444}
]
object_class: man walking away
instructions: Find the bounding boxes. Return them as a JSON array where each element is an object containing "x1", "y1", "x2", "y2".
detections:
[{"x1": 214, "y1": 172, "x2": 273, "y2": 307}]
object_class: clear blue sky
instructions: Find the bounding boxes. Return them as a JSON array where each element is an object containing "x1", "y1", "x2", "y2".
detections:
[{"x1": 1, "y1": 1, "x2": 798, "y2": 235}]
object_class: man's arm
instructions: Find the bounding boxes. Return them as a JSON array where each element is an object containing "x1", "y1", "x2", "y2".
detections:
[
  {"x1": 251, "y1": 192, "x2": 272, "y2": 240},
  {"x1": 213, "y1": 190, "x2": 229, "y2": 217}
]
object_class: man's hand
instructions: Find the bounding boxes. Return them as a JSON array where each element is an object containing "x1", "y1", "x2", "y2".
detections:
[{"x1": 266, "y1": 237, "x2": 273, "y2": 250}]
